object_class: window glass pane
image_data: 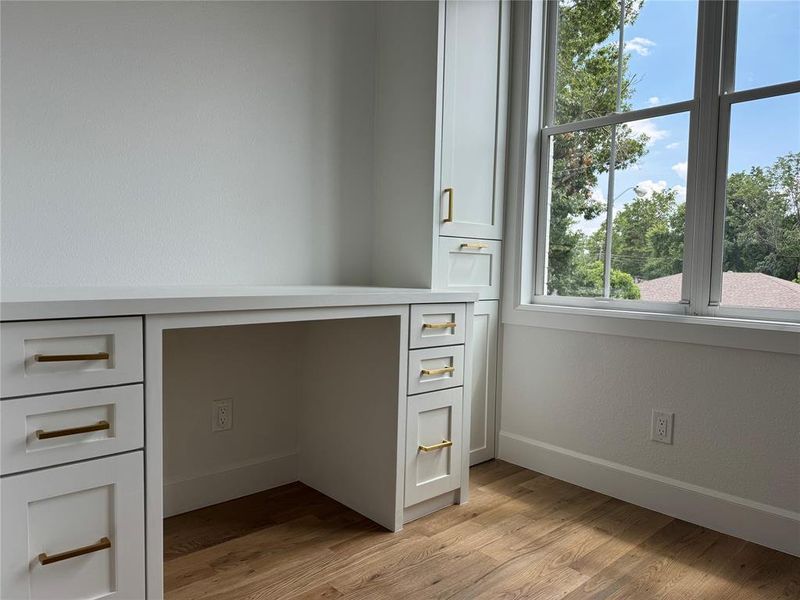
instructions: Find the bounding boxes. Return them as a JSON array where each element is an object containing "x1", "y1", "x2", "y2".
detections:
[
  {"x1": 735, "y1": 0, "x2": 800, "y2": 91},
  {"x1": 554, "y1": 0, "x2": 697, "y2": 125},
  {"x1": 545, "y1": 112, "x2": 690, "y2": 301},
  {"x1": 722, "y1": 93, "x2": 800, "y2": 310},
  {"x1": 623, "y1": 0, "x2": 697, "y2": 111},
  {"x1": 554, "y1": 0, "x2": 620, "y2": 125},
  {"x1": 545, "y1": 126, "x2": 612, "y2": 298},
  {"x1": 612, "y1": 112, "x2": 690, "y2": 303}
]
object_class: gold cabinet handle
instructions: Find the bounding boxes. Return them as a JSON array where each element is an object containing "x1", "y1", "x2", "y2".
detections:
[
  {"x1": 422, "y1": 322, "x2": 457, "y2": 330},
  {"x1": 443, "y1": 187, "x2": 454, "y2": 223},
  {"x1": 38, "y1": 537, "x2": 111, "y2": 566},
  {"x1": 34, "y1": 352, "x2": 110, "y2": 363},
  {"x1": 421, "y1": 366, "x2": 455, "y2": 376},
  {"x1": 460, "y1": 242, "x2": 488, "y2": 250},
  {"x1": 36, "y1": 420, "x2": 110, "y2": 440},
  {"x1": 419, "y1": 440, "x2": 453, "y2": 453}
]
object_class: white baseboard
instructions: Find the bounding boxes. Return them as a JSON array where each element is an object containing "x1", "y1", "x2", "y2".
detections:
[
  {"x1": 163, "y1": 452, "x2": 298, "y2": 517},
  {"x1": 499, "y1": 431, "x2": 800, "y2": 557}
]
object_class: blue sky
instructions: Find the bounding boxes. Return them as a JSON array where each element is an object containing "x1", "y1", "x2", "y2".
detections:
[{"x1": 574, "y1": 0, "x2": 800, "y2": 235}]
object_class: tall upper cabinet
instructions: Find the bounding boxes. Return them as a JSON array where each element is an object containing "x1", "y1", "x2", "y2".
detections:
[
  {"x1": 439, "y1": 0, "x2": 508, "y2": 241},
  {"x1": 372, "y1": 0, "x2": 509, "y2": 465}
]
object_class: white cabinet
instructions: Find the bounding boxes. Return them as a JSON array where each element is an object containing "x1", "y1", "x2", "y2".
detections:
[
  {"x1": 373, "y1": 0, "x2": 508, "y2": 466},
  {"x1": 439, "y1": 0, "x2": 509, "y2": 241},
  {"x1": 405, "y1": 387, "x2": 463, "y2": 507},
  {"x1": 1, "y1": 452, "x2": 145, "y2": 600},
  {"x1": 469, "y1": 301, "x2": 498, "y2": 465}
]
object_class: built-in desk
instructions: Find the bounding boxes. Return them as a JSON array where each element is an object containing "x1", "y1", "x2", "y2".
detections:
[{"x1": 0, "y1": 286, "x2": 477, "y2": 599}]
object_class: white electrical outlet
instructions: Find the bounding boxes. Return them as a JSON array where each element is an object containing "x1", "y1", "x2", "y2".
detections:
[
  {"x1": 651, "y1": 410, "x2": 673, "y2": 444},
  {"x1": 212, "y1": 398, "x2": 233, "y2": 432}
]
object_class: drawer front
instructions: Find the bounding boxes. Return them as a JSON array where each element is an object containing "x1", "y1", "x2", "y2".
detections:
[
  {"x1": 1, "y1": 452, "x2": 145, "y2": 600},
  {"x1": 409, "y1": 303, "x2": 466, "y2": 349},
  {"x1": 1, "y1": 317, "x2": 143, "y2": 398},
  {"x1": 405, "y1": 387, "x2": 463, "y2": 507},
  {"x1": 407, "y1": 345, "x2": 464, "y2": 395},
  {"x1": 1, "y1": 386, "x2": 144, "y2": 476},
  {"x1": 436, "y1": 237, "x2": 501, "y2": 300}
]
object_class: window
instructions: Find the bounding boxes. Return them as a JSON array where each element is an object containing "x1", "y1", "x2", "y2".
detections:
[{"x1": 532, "y1": 0, "x2": 800, "y2": 321}]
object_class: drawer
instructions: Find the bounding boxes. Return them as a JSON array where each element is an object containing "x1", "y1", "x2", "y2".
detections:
[
  {"x1": 1, "y1": 317, "x2": 143, "y2": 398},
  {"x1": 1, "y1": 385, "x2": 144, "y2": 475},
  {"x1": 436, "y1": 237, "x2": 501, "y2": 300},
  {"x1": 409, "y1": 303, "x2": 466, "y2": 349},
  {"x1": 408, "y1": 345, "x2": 464, "y2": 395},
  {"x1": 405, "y1": 387, "x2": 463, "y2": 507},
  {"x1": 1, "y1": 452, "x2": 145, "y2": 600}
]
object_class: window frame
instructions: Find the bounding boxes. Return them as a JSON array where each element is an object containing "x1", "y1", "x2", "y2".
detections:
[{"x1": 528, "y1": 0, "x2": 800, "y2": 324}]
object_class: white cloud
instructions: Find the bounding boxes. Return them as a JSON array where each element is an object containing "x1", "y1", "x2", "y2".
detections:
[
  {"x1": 627, "y1": 118, "x2": 669, "y2": 145},
  {"x1": 625, "y1": 36, "x2": 656, "y2": 56},
  {"x1": 648, "y1": 96, "x2": 660, "y2": 106},
  {"x1": 672, "y1": 161, "x2": 688, "y2": 181},
  {"x1": 672, "y1": 184, "x2": 687, "y2": 200},
  {"x1": 635, "y1": 179, "x2": 668, "y2": 196},
  {"x1": 665, "y1": 142, "x2": 680, "y2": 150}
]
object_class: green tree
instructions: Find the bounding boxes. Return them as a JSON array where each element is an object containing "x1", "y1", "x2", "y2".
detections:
[
  {"x1": 609, "y1": 188, "x2": 684, "y2": 280},
  {"x1": 724, "y1": 152, "x2": 800, "y2": 282},
  {"x1": 547, "y1": 0, "x2": 648, "y2": 297},
  {"x1": 568, "y1": 260, "x2": 641, "y2": 299}
]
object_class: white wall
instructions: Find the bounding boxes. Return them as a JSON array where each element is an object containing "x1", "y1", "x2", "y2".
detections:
[
  {"x1": 499, "y1": 324, "x2": 800, "y2": 552},
  {"x1": 1, "y1": 1, "x2": 376, "y2": 287}
]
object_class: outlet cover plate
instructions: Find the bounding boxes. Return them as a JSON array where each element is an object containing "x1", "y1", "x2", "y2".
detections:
[
  {"x1": 651, "y1": 410, "x2": 673, "y2": 444},
  {"x1": 212, "y1": 398, "x2": 233, "y2": 432}
]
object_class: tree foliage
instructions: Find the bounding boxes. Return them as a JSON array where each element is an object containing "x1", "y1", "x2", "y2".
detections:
[{"x1": 723, "y1": 152, "x2": 800, "y2": 282}]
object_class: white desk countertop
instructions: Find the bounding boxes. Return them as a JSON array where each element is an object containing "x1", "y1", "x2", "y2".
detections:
[{"x1": 0, "y1": 285, "x2": 478, "y2": 321}]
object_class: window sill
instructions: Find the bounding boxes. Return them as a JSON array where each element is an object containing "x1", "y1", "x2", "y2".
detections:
[{"x1": 502, "y1": 302, "x2": 800, "y2": 355}]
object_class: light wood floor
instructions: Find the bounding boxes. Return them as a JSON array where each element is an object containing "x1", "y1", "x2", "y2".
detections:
[{"x1": 164, "y1": 460, "x2": 800, "y2": 599}]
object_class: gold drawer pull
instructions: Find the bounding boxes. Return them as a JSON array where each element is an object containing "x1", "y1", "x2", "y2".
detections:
[
  {"x1": 36, "y1": 420, "x2": 110, "y2": 440},
  {"x1": 39, "y1": 537, "x2": 111, "y2": 566},
  {"x1": 460, "y1": 242, "x2": 488, "y2": 250},
  {"x1": 34, "y1": 352, "x2": 110, "y2": 363},
  {"x1": 419, "y1": 440, "x2": 453, "y2": 453},
  {"x1": 443, "y1": 187, "x2": 454, "y2": 223},
  {"x1": 421, "y1": 366, "x2": 455, "y2": 376},
  {"x1": 422, "y1": 322, "x2": 457, "y2": 330}
]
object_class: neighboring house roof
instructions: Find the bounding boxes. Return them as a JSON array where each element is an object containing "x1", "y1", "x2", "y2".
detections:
[{"x1": 637, "y1": 272, "x2": 800, "y2": 310}]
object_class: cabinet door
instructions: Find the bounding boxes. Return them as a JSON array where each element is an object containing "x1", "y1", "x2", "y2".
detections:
[
  {"x1": 1, "y1": 452, "x2": 145, "y2": 600},
  {"x1": 469, "y1": 301, "x2": 498, "y2": 465},
  {"x1": 439, "y1": 0, "x2": 509, "y2": 240},
  {"x1": 405, "y1": 388, "x2": 463, "y2": 507}
]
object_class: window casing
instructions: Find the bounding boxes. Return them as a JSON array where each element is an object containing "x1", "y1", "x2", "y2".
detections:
[{"x1": 530, "y1": 0, "x2": 800, "y2": 323}]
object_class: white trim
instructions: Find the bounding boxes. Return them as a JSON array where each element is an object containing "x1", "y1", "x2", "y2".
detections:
[
  {"x1": 498, "y1": 431, "x2": 800, "y2": 557},
  {"x1": 503, "y1": 302, "x2": 800, "y2": 355},
  {"x1": 163, "y1": 452, "x2": 297, "y2": 518}
]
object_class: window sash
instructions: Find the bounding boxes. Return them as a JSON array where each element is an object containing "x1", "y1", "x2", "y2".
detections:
[{"x1": 532, "y1": 0, "x2": 800, "y2": 323}]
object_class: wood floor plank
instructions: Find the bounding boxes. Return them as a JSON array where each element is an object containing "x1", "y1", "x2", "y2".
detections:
[{"x1": 164, "y1": 460, "x2": 800, "y2": 600}]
